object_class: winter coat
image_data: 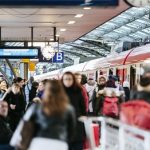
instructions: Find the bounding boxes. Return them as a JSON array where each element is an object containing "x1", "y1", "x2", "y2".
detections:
[
  {"x1": 13, "y1": 104, "x2": 76, "y2": 149},
  {"x1": 64, "y1": 87, "x2": 86, "y2": 142},
  {"x1": 0, "y1": 116, "x2": 12, "y2": 144},
  {"x1": 4, "y1": 91, "x2": 26, "y2": 131},
  {"x1": 29, "y1": 86, "x2": 37, "y2": 102}
]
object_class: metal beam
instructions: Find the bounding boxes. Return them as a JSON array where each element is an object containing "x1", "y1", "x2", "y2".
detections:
[
  {"x1": 64, "y1": 56, "x2": 74, "y2": 64},
  {"x1": 62, "y1": 49, "x2": 88, "y2": 58},
  {"x1": 68, "y1": 44, "x2": 106, "y2": 57},
  {"x1": 5, "y1": 59, "x2": 17, "y2": 78},
  {"x1": 80, "y1": 38, "x2": 111, "y2": 52}
]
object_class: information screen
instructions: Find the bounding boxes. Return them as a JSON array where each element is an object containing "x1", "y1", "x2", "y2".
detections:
[
  {"x1": 0, "y1": 0, "x2": 118, "y2": 6},
  {"x1": 0, "y1": 47, "x2": 39, "y2": 59}
]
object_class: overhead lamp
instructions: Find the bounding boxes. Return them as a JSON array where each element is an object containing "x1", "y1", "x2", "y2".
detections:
[
  {"x1": 56, "y1": 34, "x2": 60, "y2": 37},
  {"x1": 83, "y1": 7, "x2": 91, "y2": 10},
  {"x1": 75, "y1": 14, "x2": 83, "y2": 18},
  {"x1": 68, "y1": 21, "x2": 76, "y2": 24},
  {"x1": 60, "y1": 28, "x2": 66, "y2": 32}
]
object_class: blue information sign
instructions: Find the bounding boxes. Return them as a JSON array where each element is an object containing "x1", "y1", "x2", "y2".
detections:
[
  {"x1": 39, "y1": 52, "x2": 64, "y2": 63},
  {"x1": 0, "y1": 0, "x2": 118, "y2": 6},
  {"x1": 0, "y1": 47, "x2": 39, "y2": 59},
  {"x1": 52, "y1": 52, "x2": 64, "y2": 63}
]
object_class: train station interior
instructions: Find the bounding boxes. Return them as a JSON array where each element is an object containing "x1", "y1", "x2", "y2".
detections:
[{"x1": 0, "y1": 0, "x2": 150, "y2": 150}]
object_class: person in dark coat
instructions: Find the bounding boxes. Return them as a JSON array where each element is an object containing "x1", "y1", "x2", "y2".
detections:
[
  {"x1": 62, "y1": 72, "x2": 86, "y2": 150},
  {"x1": 4, "y1": 83, "x2": 26, "y2": 131},
  {"x1": 0, "y1": 101, "x2": 12, "y2": 144},
  {"x1": 92, "y1": 76, "x2": 106, "y2": 115},
  {"x1": 130, "y1": 65, "x2": 150, "y2": 103},
  {"x1": 13, "y1": 77, "x2": 26, "y2": 107},
  {"x1": 29, "y1": 82, "x2": 39, "y2": 102}
]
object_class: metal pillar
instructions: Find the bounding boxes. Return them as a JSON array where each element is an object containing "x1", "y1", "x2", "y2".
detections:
[
  {"x1": 31, "y1": 27, "x2": 34, "y2": 46},
  {"x1": 53, "y1": 27, "x2": 57, "y2": 42}
]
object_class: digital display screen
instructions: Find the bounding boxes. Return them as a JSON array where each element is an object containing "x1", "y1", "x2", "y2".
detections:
[
  {"x1": 0, "y1": 47, "x2": 39, "y2": 59},
  {"x1": 0, "y1": 0, "x2": 118, "y2": 6}
]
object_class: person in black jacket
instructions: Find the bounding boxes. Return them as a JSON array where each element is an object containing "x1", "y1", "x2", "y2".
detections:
[
  {"x1": 11, "y1": 80, "x2": 75, "y2": 150},
  {"x1": 130, "y1": 65, "x2": 150, "y2": 103},
  {"x1": 0, "y1": 101, "x2": 12, "y2": 144},
  {"x1": 4, "y1": 83, "x2": 26, "y2": 131},
  {"x1": 29, "y1": 82, "x2": 39, "y2": 102},
  {"x1": 92, "y1": 76, "x2": 106, "y2": 115},
  {"x1": 62, "y1": 72, "x2": 86, "y2": 150}
]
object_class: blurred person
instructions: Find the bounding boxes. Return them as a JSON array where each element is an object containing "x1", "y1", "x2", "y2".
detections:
[
  {"x1": 0, "y1": 101, "x2": 12, "y2": 144},
  {"x1": 130, "y1": 65, "x2": 150, "y2": 103},
  {"x1": 94, "y1": 78, "x2": 124, "y2": 118},
  {"x1": 120, "y1": 65, "x2": 150, "y2": 131},
  {"x1": 13, "y1": 77, "x2": 26, "y2": 106},
  {"x1": 75, "y1": 73, "x2": 88, "y2": 113},
  {"x1": 10, "y1": 80, "x2": 75, "y2": 150},
  {"x1": 0, "y1": 79, "x2": 8, "y2": 92},
  {"x1": 37, "y1": 79, "x2": 48, "y2": 99},
  {"x1": 80, "y1": 74, "x2": 87, "y2": 85},
  {"x1": 4, "y1": 83, "x2": 26, "y2": 131},
  {"x1": 84, "y1": 78, "x2": 96, "y2": 114},
  {"x1": 92, "y1": 76, "x2": 106, "y2": 115},
  {"x1": 29, "y1": 82, "x2": 39, "y2": 102},
  {"x1": 0, "y1": 80, "x2": 9, "y2": 99},
  {"x1": 62, "y1": 72, "x2": 86, "y2": 150},
  {"x1": 25, "y1": 77, "x2": 34, "y2": 104},
  {"x1": 123, "y1": 81, "x2": 130, "y2": 102}
]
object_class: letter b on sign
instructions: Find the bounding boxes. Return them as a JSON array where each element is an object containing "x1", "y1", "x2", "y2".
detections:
[{"x1": 53, "y1": 52, "x2": 64, "y2": 63}]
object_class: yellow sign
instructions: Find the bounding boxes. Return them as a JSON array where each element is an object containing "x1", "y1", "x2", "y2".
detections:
[
  {"x1": 22, "y1": 59, "x2": 30, "y2": 63},
  {"x1": 29, "y1": 62, "x2": 36, "y2": 71}
]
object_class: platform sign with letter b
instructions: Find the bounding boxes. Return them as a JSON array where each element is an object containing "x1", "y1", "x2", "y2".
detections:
[
  {"x1": 39, "y1": 51, "x2": 64, "y2": 63},
  {"x1": 53, "y1": 52, "x2": 64, "y2": 63}
]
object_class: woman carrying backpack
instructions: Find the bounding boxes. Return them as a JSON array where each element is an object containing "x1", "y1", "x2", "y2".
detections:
[{"x1": 94, "y1": 78, "x2": 124, "y2": 118}]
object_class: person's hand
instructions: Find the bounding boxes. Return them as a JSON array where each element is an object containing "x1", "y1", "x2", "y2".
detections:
[{"x1": 10, "y1": 104, "x2": 16, "y2": 110}]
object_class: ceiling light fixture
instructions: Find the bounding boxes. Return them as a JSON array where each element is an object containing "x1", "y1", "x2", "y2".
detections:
[
  {"x1": 83, "y1": 7, "x2": 91, "y2": 10},
  {"x1": 56, "y1": 34, "x2": 60, "y2": 37},
  {"x1": 60, "y1": 29, "x2": 66, "y2": 32},
  {"x1": 68, "y1": 21, "x2": 76, "y2": 24},
  {"x1": 75, "y1": 14, "x2": 83, "y2": 18},
  {"x1": 50, "y1": 38, "x2": 54, "y2": 41}
]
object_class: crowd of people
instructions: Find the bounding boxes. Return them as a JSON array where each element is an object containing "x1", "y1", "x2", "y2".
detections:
[{"x1": 0, "y1": 65, "x2": 149, "y2": 150}]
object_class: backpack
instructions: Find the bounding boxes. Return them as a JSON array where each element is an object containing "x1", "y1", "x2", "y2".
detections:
[
  {"x1": 102, "y1": 97, "x2": 119, "y2": 117},
  {"x1": 120, "y1": 100, "x2": 150, "y2": 130}
]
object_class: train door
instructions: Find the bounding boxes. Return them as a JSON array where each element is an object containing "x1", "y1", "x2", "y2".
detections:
[{"x1": 130, "y1": 66, "x2": 136, "y2": 89}]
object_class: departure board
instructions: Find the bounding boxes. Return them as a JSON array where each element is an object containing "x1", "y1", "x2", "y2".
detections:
[
  {"x1": 0, "y1": 0, "x2": 118, "y2": 6},
  {"x1": 0, "y1": 47, "x2": 39, "y2": 59}
]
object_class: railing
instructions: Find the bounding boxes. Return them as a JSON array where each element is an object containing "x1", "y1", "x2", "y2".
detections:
[{"x1": 80, "y1": 117, "x2": 150, "y2": 150}]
